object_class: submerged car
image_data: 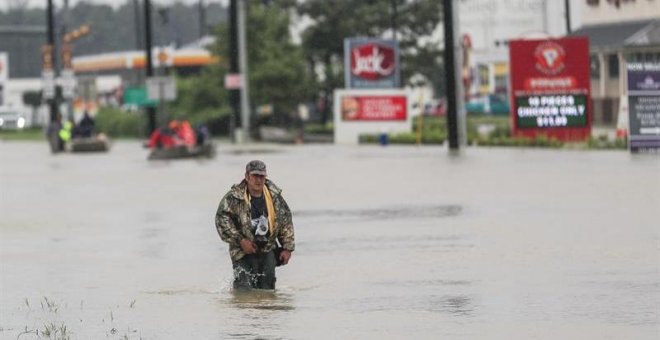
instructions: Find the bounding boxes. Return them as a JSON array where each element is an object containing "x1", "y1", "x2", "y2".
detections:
[
  {"x1": 0, "y1": 108, "x2": 28, "y2": 130},
  {"x1": 424, "y1": 99, "x2": 447, "y2": 116}
]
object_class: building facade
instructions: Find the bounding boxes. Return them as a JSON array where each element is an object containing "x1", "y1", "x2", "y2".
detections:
[
  {"x1": 458, "y1": 0, "x2": 574, "y2": 101},
  {"x1": 572, "y1": 0, "x2": 660, "y2": 127}
]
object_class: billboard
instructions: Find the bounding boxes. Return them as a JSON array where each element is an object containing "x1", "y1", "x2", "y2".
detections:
[
  {"x1": 344, "y1": 38, "x2": 400, "y2": 89},
  {"x1": 627, "y1": 62, "x2": 660, "y2": 154},
  {"x1": 0, "y1": 52, "x2": 6, "y2": 105},
  {"x1": 509, "y1": 37, "x2": 591, "y2": 141}
]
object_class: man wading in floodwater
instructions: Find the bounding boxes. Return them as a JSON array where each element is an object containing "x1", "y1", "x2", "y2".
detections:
[{"x1": 215, "y1": 160, "x2": 296, "y2": 290}]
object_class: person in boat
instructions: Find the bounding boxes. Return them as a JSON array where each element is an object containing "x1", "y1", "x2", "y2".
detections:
[
  {"x1": 175, "y1": 120, "x2": 197, "y2": 147},
  {"x1": 195, "y1": 124, "x2": 210, "y2": 146},
  {"x1": 58, "y1": 119, "x2": 73, "y2": 149},
  {"x1": 146, "y1": 120, "x2": 184, "y2": 149},
  {"x1": 215, "y1": 160, "x2": 295, "y2": 290},
  {"x1": 47, "y1": 113, "x2": 65, "y2": 152},
  {"x1": 76, "y1": 111, "x2": 95, "y2": 138}
]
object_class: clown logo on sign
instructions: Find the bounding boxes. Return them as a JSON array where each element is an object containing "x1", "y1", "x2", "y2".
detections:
[{"x1": 534, "y1": 41, "x2": 566, "y2": 76}]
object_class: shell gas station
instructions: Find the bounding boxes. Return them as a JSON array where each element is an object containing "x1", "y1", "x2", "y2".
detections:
[{"x1": 69, "y1": 38, "x2": 218, "y2": 114}]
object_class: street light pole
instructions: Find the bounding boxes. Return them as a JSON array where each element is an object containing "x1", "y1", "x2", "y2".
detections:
[
  {"x1": 47, "y1": 0, "x2": 57, "y2": 123},
  {"x1": 565, "y1": 0, "x2": 572, "y2": 34},
  {"x1": 238, "y1": 0, "x2": 250, "y2": 143},
  {"x1": 228, "y1": 0, "x2": 240, "y2": 143},
  {"x1": 144, "y1": 0, "x2": 156, "y2": 136},
  {"x1": 443, "y1": 0, "x2": 465, "y2": 151}
]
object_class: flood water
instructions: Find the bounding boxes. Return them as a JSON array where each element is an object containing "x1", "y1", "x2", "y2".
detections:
[{"x1": 1, "y1": 140, "x2": 659, "y2": 339}]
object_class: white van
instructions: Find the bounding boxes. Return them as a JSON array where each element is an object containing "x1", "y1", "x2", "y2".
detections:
[{"x1": 0, "y1": 106, "x2": 28, "y2": 130}]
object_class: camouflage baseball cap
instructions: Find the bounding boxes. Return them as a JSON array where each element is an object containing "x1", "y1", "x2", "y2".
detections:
[{"x1": 246, "y1": 160, "x2": 267, "y2": 176}]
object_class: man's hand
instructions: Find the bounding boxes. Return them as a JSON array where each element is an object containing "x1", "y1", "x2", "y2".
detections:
[
  {"x1": 279, "y1": 249, "x2": 292, "y2": 265},
  {"x1": 239, "y1": 239, "x2": 257, "y2": 254}
]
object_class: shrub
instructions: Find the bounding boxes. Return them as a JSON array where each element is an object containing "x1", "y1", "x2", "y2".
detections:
[{"x1": 95, "y1": 107, "x2": 146, "y2": 138}]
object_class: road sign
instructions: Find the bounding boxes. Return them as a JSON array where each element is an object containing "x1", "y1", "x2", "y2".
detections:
[
  {"x1": 224, "y1": 73, "x2": 243, "y2": 89},
  {"x1": 627, "y1": 62, "x2": 660, "y2": 153},
  {"x1": 146, "y1": 76, "x2": 176, "y2": 101},
  {"x1": 42, "y1": 70, "x2": 55, "y2": 99},
  {"x1": 60, "y1": 69, "x2": 76, "y2": 99},
  {"x1": 0, "y1": 52, "x2": 7, "y2": 82}
]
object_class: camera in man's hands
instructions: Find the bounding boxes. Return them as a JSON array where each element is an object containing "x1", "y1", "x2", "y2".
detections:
[{"x1": 251, "y1": 215, "x2": 269, "y2": 247}]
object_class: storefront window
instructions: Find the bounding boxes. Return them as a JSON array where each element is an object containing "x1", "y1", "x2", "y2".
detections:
[
  {"x1": 608, "y1": 54, "x2": 619, "y2": 78},
  {"x1": 590, "y1": 55, "x2": 600, "y2": 79}
]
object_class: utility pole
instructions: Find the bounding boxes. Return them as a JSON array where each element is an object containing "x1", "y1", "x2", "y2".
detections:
[
  {"x1": 198, "y1": 0, "x2": 207, "y2": 38},
  {"x1": 564, "y1": 0, "x2": 572, "y2": 34},
  {"x1": 228, "y1": 0, "x2": 240, "y2": 143},
  {"x1": 238, "y1": 0, "x2": 250, "y2": 143},
  {"x1": 133, "y1": 0, "x2": 143, "y2": 50},
  {"x1": 144, "y1": 0, "x2": 156, "y2": 136},
  {"x1": 46, "y1": 0, "x2": 57, "y2": 123},
  {"x1": 61, "y1": 0, "x2": 73, "y2": 122},
  {"x1": 443, "y1": 0, "x2": 465, "y2": 151}
]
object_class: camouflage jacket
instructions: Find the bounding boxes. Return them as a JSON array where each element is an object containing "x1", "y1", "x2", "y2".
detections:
[{"x1": 215, "y1": 179, "x2": 295, "y2": 261}]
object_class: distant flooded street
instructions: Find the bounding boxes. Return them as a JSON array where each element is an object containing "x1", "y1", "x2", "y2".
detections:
[{"x1": 1, "y1": 140, "x2": 659, "y2": 339}]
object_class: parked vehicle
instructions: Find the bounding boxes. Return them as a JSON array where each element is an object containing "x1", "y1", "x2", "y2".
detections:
[
  {"x1": 424, "y1": 98, "x2": 447, "y2": 116},
  {"x1": 0, "y1": 107, "x2": 28, "y2": 130},
  {"x1": 465, "y1": 94, "x2": 510, "y2": 115}
]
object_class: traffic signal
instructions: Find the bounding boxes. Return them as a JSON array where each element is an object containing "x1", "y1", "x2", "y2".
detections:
[
  {"x1": 64, "y1": 24, "x2": 91, "y2": 43},
  {"x1": 41, "y1": 44, "x2": 54, "y2": 71},
  {"x1": 61, "y1": 44, "x2": 73, "y2": 69}
]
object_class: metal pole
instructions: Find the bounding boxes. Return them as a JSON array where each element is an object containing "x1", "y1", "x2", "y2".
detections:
[
  {"x1": 199, "y1": 0, "x2": 207, "y2": 38},
  {"x1": 62, "y1": 0, "x2": 74, "y2": 122},
  {"x1": 47, "y1": 0, "x2": 57, "y2": 123},
  {"x1": 133, "y1": 0, "x2": 143, "y2": 50},
  {"x1": 238, "y1": 0, "x2": 250, "y2": 143},
  {"x1": 443, "y1": 0, "x2": 465, "y2": 151},
  {"x1": 144, "y1": 0, "x2": 157, "y2": 136},
  {"x1": 229, "y1": 0, "x2": 240, "y2": 143},
  {"x1": 564, "y1": 0, "x2": 572, "y2": 34},
  {"x1": 443, "y1": 0, "x2": 458, "y2": 150}
]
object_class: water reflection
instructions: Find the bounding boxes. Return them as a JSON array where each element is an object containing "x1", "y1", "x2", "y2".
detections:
[
  {"x1": 217, "y1": 289, "x2": 295, "y2": 339},
  {"x1": 348, "y1": 294, "x2": 475, "y2": 316},
  {"x1": 227, "y1": 289, "x2": 295, "y2": 312}
]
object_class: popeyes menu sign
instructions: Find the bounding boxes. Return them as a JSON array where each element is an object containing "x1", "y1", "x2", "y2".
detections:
[
  {"x1": 340, "y1": 95, "x2": 407, "y2": 121},
  {"x1": 344, "y1": 38, "x2": 400, "y2": 89},
  {"x1": 509, "y1": 37, "x2": 592, "y2": 141}
]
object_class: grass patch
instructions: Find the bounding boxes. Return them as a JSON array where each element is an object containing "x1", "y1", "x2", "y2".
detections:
[{"x1": 0, "y1": 127, "x2": 44, "y2": 141}]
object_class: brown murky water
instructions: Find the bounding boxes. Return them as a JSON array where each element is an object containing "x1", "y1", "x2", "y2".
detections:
[{"x1": 1, "y1": 141, "x2": 659, "y2": 339}]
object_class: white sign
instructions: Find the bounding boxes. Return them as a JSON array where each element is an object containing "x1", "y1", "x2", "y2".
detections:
[
  {"x1": 333, "y1": 88, "x2": 412, "y2": 144},
  {"x1": 0, "y1": 52, "x2": 7, "y2": 83},
  {"x1": 224, "y1": 73, "x2": 243, "y2": 89},
  {"x1": 60, "y1": 69, "x2": 77, "y2": 99},
  {"x1": 42, "y1": 70, "x2": 56, "y2": 99},
  {"x1": 146, "y1": 76, "x2": 176, "y2": 101}
]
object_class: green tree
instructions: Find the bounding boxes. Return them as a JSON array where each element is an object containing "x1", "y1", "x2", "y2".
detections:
[
  {"x1": 297, "y1": 0, "x2": 444, "y2": 123},
  {"x1": 196, "y1": 0, "x2": 315, "y2": 128}
]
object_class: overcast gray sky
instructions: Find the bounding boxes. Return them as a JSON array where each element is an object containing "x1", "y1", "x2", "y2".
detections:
[{"x1": 1, "y1": 0, "x2": 227, "y2": 11}]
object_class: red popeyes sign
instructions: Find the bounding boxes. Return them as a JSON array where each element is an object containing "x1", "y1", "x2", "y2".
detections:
[
  {"x1": 509, "y1": 37, "x2": 592, "y2": 141},
  {"x1": 340, "y1": 95, "x2": 407, "y2": 121}
]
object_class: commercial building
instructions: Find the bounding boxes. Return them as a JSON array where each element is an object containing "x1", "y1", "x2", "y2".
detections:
[
  {"x1": 570, "y1": 0, "x2": 660, "y2": 126},
  {"x1": 458, "y1": 0, "x2": 573, "y2": 99}
]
